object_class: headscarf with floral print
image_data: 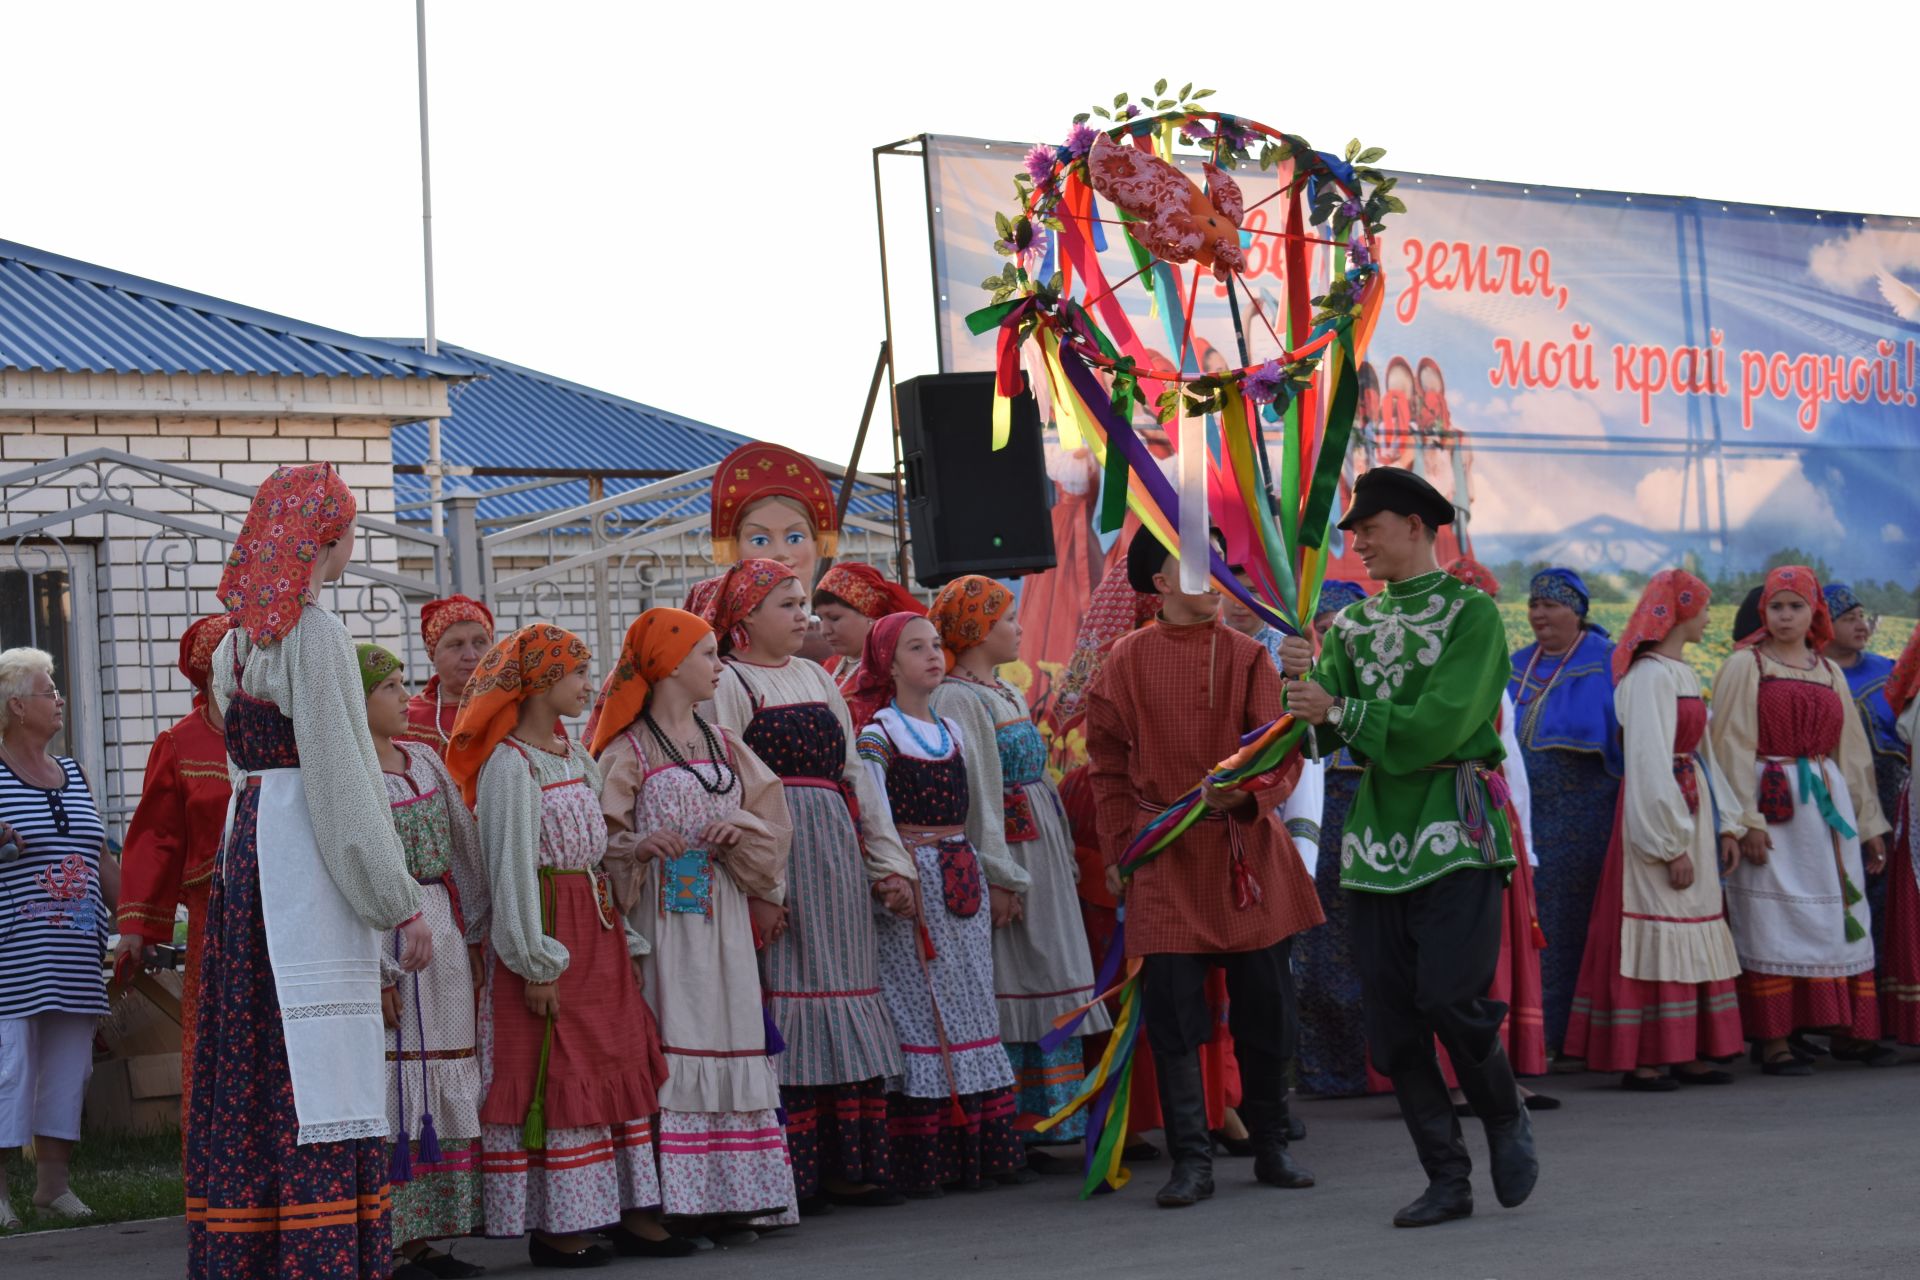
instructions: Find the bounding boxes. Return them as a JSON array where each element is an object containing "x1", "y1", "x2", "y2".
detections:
[
  {"x1": 178, "y1": 613, "x2": 235, "y2": 704},
  {"x1": 216, "y1": 462, "x2": 357, "y2": 645},
  {"x1": 421, "y1": 594, "x2": 495, "y2": 653},
  {"x1": 844, "y1": 612, "x2": 921, "y2": 731},
  {"x1": 1611, "y1": 570, "x2": 1710, "y2": 683},
  {"x1": 1445, "y1": 557, "x2": 1501, "y2": 599},
  {"x1": 694, "y1": 558, "x2": 800, "y2": 653},
  {"x1": 355, "y1": 643, "x2": 404, "y2": 698},
  {"x1": 446, "y1": 623, "x2": 591, "y2": 807},
  {"x1": 585, "y1": 609, "x2": 710, "y2": 758},
  {"x1": 1739, "y1": 565, "x2": 1833, "y2": 652},
  {"x1": 928, "y1": 574, "x2": 1014, "y2": 671},
  {"x1": 815, "y1": 562, "x2": 925, "y2": 622}
]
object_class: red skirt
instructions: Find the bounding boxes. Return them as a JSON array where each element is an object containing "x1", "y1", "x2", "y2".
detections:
[
  {"x1": 1562, "y1": 814, "x2": 1743, "y2": 1071},
  {"x1": 1881, "y1": 821, "x2": 1920, "y2": 1045},
  {"x1": 1736, "y1": 971, "x2": 1879, "y2": 1041},
  {"x1": 481, "y1": 873, "x2": 666, "y2": 1130}
]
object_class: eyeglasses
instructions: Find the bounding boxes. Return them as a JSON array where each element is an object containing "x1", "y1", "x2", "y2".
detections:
[{"x1": 21, "y1": 687, "x2": 63, "y2": 702}]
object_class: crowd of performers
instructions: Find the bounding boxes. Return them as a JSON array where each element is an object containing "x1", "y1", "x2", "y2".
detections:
[{"x1": 0, "y1": 447, "x2": 1901, "y2": 1271}]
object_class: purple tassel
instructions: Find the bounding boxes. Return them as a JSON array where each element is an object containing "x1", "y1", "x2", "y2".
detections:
[
  {"x1": 409, "y1": 970, "x2": 440, "y2": 1166},
  {"x1": 388, "y1": 1124, "x2": 413, "y2": 1185},
  {"x1": 388, "y1": 932, "x2": 412, "y2": 1184},
  {"x1": 417, "y1": 1111, "x2": 442, "y2": 1166},
  {"x1": 762, "y1": 1005, "x2": 787, "y2": 1057}
]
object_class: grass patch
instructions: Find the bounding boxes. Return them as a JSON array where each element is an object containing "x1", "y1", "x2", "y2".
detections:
[{"x1": 2, "y1": 1129, "x2": 183, "y2": 1236}]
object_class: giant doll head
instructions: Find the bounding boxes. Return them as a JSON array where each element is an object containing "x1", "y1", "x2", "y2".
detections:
[{"x1": 709, "y1": 441, "x2": 839, "y2": 588}]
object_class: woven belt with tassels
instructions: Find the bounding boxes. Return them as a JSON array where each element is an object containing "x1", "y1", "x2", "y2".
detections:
[{"x1": 1135, "y1": 797, "x2": 1263, "y2": 909}]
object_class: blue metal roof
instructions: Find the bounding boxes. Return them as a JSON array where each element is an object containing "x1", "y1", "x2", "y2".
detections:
[{"x1": 0, "y1": 239, "x2": 472, "y2": 380}]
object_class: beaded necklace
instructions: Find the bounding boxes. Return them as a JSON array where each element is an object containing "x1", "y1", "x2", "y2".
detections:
[
  {"x1": 889, "y1": 701, "x2": 953, "y2": 757},
  {"x1": 643, "y1": 710, "x2": 737, "y2": 796}
]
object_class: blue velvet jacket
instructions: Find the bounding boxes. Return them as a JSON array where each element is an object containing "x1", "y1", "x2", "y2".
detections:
[{"x1": 1509, "y1": 626, "x2": 1623, "y2": 778}]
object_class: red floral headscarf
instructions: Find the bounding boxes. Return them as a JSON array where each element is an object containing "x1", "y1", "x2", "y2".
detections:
[
  {"x1": 421, "y1": 594, "x2": 495, "y2": 653},
  {"x1": 1611, "y1": 569, "x2": 1710, "y2": 683},
  {"x1": 446, "y1": 624, "x2": 591, "y2": 807},
  {"x1": 1444, "y1": 557, "x2": 1501, "y2": 598},
  {"x1": 928, "y1": 575, "x2": 1014, "y2": 671},
  {"x1": 695, "y1": 558, "x2": 800, "y2": 651},
  {"x1": 585, "y1": 609, "x2": 710, "y2": 758},
  {"x1": 1739, "y1": 565, "x2": 1833, "y2": 652},
  {"x1": 216, "y1": 463, "x2": 357, "y2": 645},
  {"x1": 844, "y1": 612, "x2": 921, "y2": 730},
  {"x1": 1886, "y1": 625, "x2": 1920, "y2": 719},
  {"x1": 178, "y1": 613, "x2": 235, "y2": 703},
  {"x1": 816, "y1": 562, "x2": 924, "y2": 622}
]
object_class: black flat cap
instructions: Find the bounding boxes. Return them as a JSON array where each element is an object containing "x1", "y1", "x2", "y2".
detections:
[{"x1": 1337, "y1": 465, "x2": 1454, "y2": 531}]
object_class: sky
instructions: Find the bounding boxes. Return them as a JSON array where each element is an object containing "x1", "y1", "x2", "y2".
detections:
[{"x1": 4, "y1": 0, "x2": 1914, "y2": 473}]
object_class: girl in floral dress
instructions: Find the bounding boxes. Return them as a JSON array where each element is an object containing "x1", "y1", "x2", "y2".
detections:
[{"x1": 591, "y1": 609, "x2": 798, "y2": 1229}]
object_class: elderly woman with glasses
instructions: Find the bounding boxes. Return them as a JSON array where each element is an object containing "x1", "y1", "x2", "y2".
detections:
[{"x1": 0, "y1": 647, "x2": 114, "y2": 1231}]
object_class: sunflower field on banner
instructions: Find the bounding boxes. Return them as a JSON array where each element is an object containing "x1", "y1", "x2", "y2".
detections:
[{"x1": 964, "y1": 81, "x2": 1401, "y2": 1199}]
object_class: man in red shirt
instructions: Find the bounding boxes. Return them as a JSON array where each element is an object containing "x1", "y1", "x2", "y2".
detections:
[{"x1": 1086, "y1": 528, "x2": 1324, "y2": 1207}]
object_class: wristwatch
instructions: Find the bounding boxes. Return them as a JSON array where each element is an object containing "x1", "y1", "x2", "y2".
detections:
[{"x1": 1327, "y1": 698, "x2": 1345, "y2": 728}]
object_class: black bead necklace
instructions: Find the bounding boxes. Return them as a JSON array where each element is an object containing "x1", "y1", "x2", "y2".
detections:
[{"x1": 644, "y1": 710, "x2": 736, "y2": 795}]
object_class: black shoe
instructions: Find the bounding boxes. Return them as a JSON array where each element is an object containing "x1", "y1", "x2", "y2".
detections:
[
  {"x1": 528, "y1": 1237, "x2": 613, "y2": 1269},
  {"x1": 1761, "y1": 1054, "x2": 1815, "y2": 1077},
  {"x1": 1121, "y1": 1139, "x2": 1161, "y2": 1161},
  {"x1": 994, "y1": 1166, "x2": 1040, "y2": 1186},
  {"x1": 824, "y1": 1185, "x2": 906, "y2": 1207},
  {"x1": 1252, "y1": 1144, "x2": 1315, "y2": 1189},
  {"x1": 1787, "y1": 1031, "x2": 1831, "y2": 1058},
  {"x1": 1153, "y1": 1050, "x2": 1215, "y2": 1208},
  {"x1": 1023, "y1": 1148, "x2": 1080, "y2": 1176},
  {"x1": 1286, "y1": 1112, "x2": 1307, "y2": 1142},
  {"x1": 796, "y1": 1194, "x2": 835, "y2": 1216},
  {"x1": 1484, "y1": 1107, "x2": 1539, "y2": 1209},
  {"x1": 1671, "y1": 1067, "x2": 1735, "y2": 1086},
  {"x1": 900, "y1": 1185, "x2": 944, "y2": 1200},
  {"x1": 1829, "y1": 1038, "x2": 1901, "y2": 1068},
  {"x1": 1154, "y1": 1162, "x2": 1215, "y2": 1207},
  {"x1": 413, "y1": 1249, "x2": 487, "y2": 1280},
  {"x1": 392, "y1": 1265, "x2": 439, "y2": 1280},
  {"x1": 1621, "y1": 1072, "x2": 1680, "y2": 1093},
  {"x1": 1522, "y1": 1092, "x2": 1562, "y2": 1110},
  {"x1": 1393, "y1": 1181, "x2": 1474, "y2": 1228},
  {"x1": 599, "y1": 1226, "x2": 698, "y2": 1259},
  {"x1": 1209, "y1": 1129, "x2": 1255, "y2": 1157}
]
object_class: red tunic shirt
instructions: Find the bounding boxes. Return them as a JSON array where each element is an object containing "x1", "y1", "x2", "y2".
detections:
[
  {"x1": 1087, "y1": 617, "x2": 1323, "y2": 957},
  {"x1": 116, "y1": 706, "x2": 231, "y2": 943}
]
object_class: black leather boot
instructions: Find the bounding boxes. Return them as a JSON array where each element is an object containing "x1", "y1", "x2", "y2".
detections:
[
  {"x1": 1451, "y1": 1039, "x2": 1538, "y2": 1209},
  {"x1": 1237, "y1": 1047, "x2": 1314, "y2": 1189},
  {"x1": 1386, "y1": 1053, "x2": 1474, "y2": 1228},
  {"x1": 1153, "y1": 1051, "x2": 1214, "y2": 1207}
]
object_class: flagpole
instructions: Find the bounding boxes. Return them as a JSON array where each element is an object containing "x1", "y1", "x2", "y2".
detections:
[{"x1": 416, "y1": 0, "x2": 443, "y2": 536}]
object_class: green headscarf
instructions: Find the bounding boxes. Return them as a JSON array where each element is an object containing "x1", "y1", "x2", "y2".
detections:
[{"x1": 356, "y1": 643, "x2": 403, "y2": 697}]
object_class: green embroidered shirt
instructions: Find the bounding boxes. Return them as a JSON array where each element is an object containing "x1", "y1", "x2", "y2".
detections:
[{"x1": 1303, "y1": 569, "x2": 1516, "y2": 893}]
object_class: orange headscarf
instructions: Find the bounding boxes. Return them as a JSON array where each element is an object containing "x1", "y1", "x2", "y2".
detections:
[
  {"x1": 585, "y1": 609, "x2": 711, "y2": 758},
  {"x1": 1611, "y1": 569, "x2": 1710, "y2": 684},
  {"x1": 178, "y1": 613, "x2": 235, "y2": 704},
  {"x1": 446, "y1": 623, "x2": 591, "y2": 807},
  {"x1": 816, "y1": 562, "x2": 926, "y2": 621},
  {"x1": 216, "y1": 462, "x2": 357, "y2": 645},
  {"x1": 928, "y1": 574, "x2": 1014, "y2": 671}
]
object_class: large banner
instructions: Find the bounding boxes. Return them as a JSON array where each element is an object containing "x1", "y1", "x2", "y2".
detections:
[{"x1": 923, "y1": 134, "x2": 1920, "y2": 691}]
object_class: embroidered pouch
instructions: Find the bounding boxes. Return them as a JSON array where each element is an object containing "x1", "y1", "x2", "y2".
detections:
[
  {"x1": 663, "y1": 849, "x2": 714, "y2": 918},
  {"x1": 1003, "y1": 783, "x2": 1040, "y2": 844},
  {"x1": 937, "y1": 838, "x2": 983, "y2": 918}
]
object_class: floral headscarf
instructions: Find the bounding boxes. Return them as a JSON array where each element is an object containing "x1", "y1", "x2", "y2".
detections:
[
  {"x1": 1740, "y1": 565, "x2": 1833, "y2": 652},
  {"x1": 683, "y1": 575, "x2": 726, "y2": 622},
  {"x1": 816, "y1": 562, "x2": 925, "y2": 622},
  {"x1": 1528, "y1": 567, "x2": 1590, "y2": 618},
  {"x1": 1446, "y1": 557, "x2": 1501, "y2": 598},
  {"x1": 421, "y1": 594, "x2": 495, "y2": 653},
  {"x1": 356, "y1": 643, "x2": 404, "y2": 697},
  {"x1": 178, "y1": 613, "x2": 235, "y2": 703},
  {"x1": 1886, "y1": 624, "x2": 1920, "y2": 718},
  {"x1": 695, "y1": 558, "x2": 800, "y2": 652},
  {"x1": 446, "y1": 623, "x2": 591, "y2": 807},
  {"x1": 216, "y1": 462, "x2": 357, "y2": 645},
  {"x1": 1611, "y1": 570, "x2": 1710, "y2": 683},
  {"x1": 928, "y1": 575, "x2": 1014, "y2": 671},
  {"x1": 1313, "y1": 580, "x2": 1369, "y2": 623},
  {"x1": 1821, "y1": 582, "x2": 1862, "y2": 622},
  {"x1": 844, "y1": 612, "x2": 921, "y2": 731},
  {"x1": 585, "y1": 609, "x2": 710, "y2": 758}
]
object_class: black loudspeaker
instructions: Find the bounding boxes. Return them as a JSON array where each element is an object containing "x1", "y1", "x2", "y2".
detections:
[{"x1": 897, "y1": 372, "x2": 1056, "y2": 589}]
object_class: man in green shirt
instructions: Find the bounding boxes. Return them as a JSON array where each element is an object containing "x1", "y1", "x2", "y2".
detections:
[{"x1": 1280, "y1": 466, "x2": 1538, "y2": 1228}]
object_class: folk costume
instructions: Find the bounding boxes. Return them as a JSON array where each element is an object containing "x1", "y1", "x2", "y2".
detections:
[
  {"x1": 695, "y1": 559, "x2": 915, "y2": 1204},
  {"x1": 116, "y1": 612, "x2": 233, "y2": 1130},
  {"x1": 190, "y1": 463, "x2": 424, "y2": 1280},
  {"x1": 1825, "y1": 583, "x2": 1908, "y2": 953},
  {"x1": 849, "y1": 615, "x2": 1022, "y2": 1194},
  {"x1": 449, "y1": 626, "x2": 668, "y2": 1239},
  {"x1": 1086, "y1": 529, "x2": 1323, "y2": 1204},
  {"x1": 1301, "y1": 466, "x2": 1536, "y2": 1226},
  {"x1": 357, "y1": 644, "x2": 491, "y2": 1253},
  {"x1": 814, "y1": 561, "x2": 924, "y2": 695},
  {"x1": 592, "y1": 609, "x2": 799, "y2": 1222},
  {"x1": 1711, "y1": 569, "x2": 1889, "y2": 1044},
  {"x1": 928, "y1": 576, "x2": 1109, "y2": 1142},
  {"x1": 1561, "y1": 573, "x2": 1745, "y2": 1075},
  {"x1": 399, "y1": 595, "x2": 495, "y2": 757},
  {"x1": 1510, "y1": 567, "x2": 1623, "y2": 1053},
  {"x1": 1881, "y1": 629, "x2": 1920, "y2": 1044}
]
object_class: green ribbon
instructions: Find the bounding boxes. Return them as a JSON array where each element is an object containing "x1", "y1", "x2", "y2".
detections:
[
  {"x1": 1298, "y1": 320, "x2": 1360, "y2": 550},
  {"x1": 522, "y1": 869, "x2": 564, "y2": 1151},
  {"x1": 965, "y1": 297, "x2": 1022, "y2": 336},
  {"x1": 1796, "y1": 756, "x2": 1858, "y2": 841}
]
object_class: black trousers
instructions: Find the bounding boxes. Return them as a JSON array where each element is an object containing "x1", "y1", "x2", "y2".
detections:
[
  {"x1": 1139, "y1": 938, "x2": 1297, "y2": 1061},
  {"x1": 1348, "y1": 868, "x2": 1507, "y2": 1080}
]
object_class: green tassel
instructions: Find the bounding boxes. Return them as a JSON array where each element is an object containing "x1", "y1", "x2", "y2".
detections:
[
  {"x1": 1844, "y1": 913, "x2": 1867, "y2": 944},
  {"x1": 521, "y1": 1100, "x2": 546, "y2": 1153},
  {"x1": 1842, "y1": 873, "x2": 1864, "y2": 908}
]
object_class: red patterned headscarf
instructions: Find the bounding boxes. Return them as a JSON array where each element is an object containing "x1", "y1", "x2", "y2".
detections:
[
  {"x1": 178, "y1": 613, "x2": 235, "y2": 702},
  {"x1": 216, "y1": 463, "x2": 357, "y2": 645},
  {"x1": 1611, "y1": 569, "x2": 1710, "y2": 683},
  {"x1": 446, "y1": 623, "x2": 591, "y2": 807},
  {"x1": 585, "y1": 609, "x2": 709, "y2": 758},
  {"x1": 695, "y1": 558, "x2": 800, "y2": 651},
  {"x1": 816, "y1": 562, "x2": 925, "y2": 622},
  {"x1": 928, "y1": 575, "x2": 1014, "y2": 671},
  {"x1": 1445, "y1": 557, "x2": 1501, "y2": 598},
  {"x1": 1740, "y1": 565, "x2": 1833, "y2": 652},
  {"x1": 1887, "y1": 625, "x2": 1920, "y2": 719},
  {"x1": 844, "y1": 612, "x2": 920, "y2": 730},
  {"x1": 421, "y1": 594, "x2": 494, "y2": 653}
]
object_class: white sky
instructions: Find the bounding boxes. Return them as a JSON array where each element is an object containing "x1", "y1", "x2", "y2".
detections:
[{"x1": 6, "y1": 0, "x2": 1913, "y2": 471}]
